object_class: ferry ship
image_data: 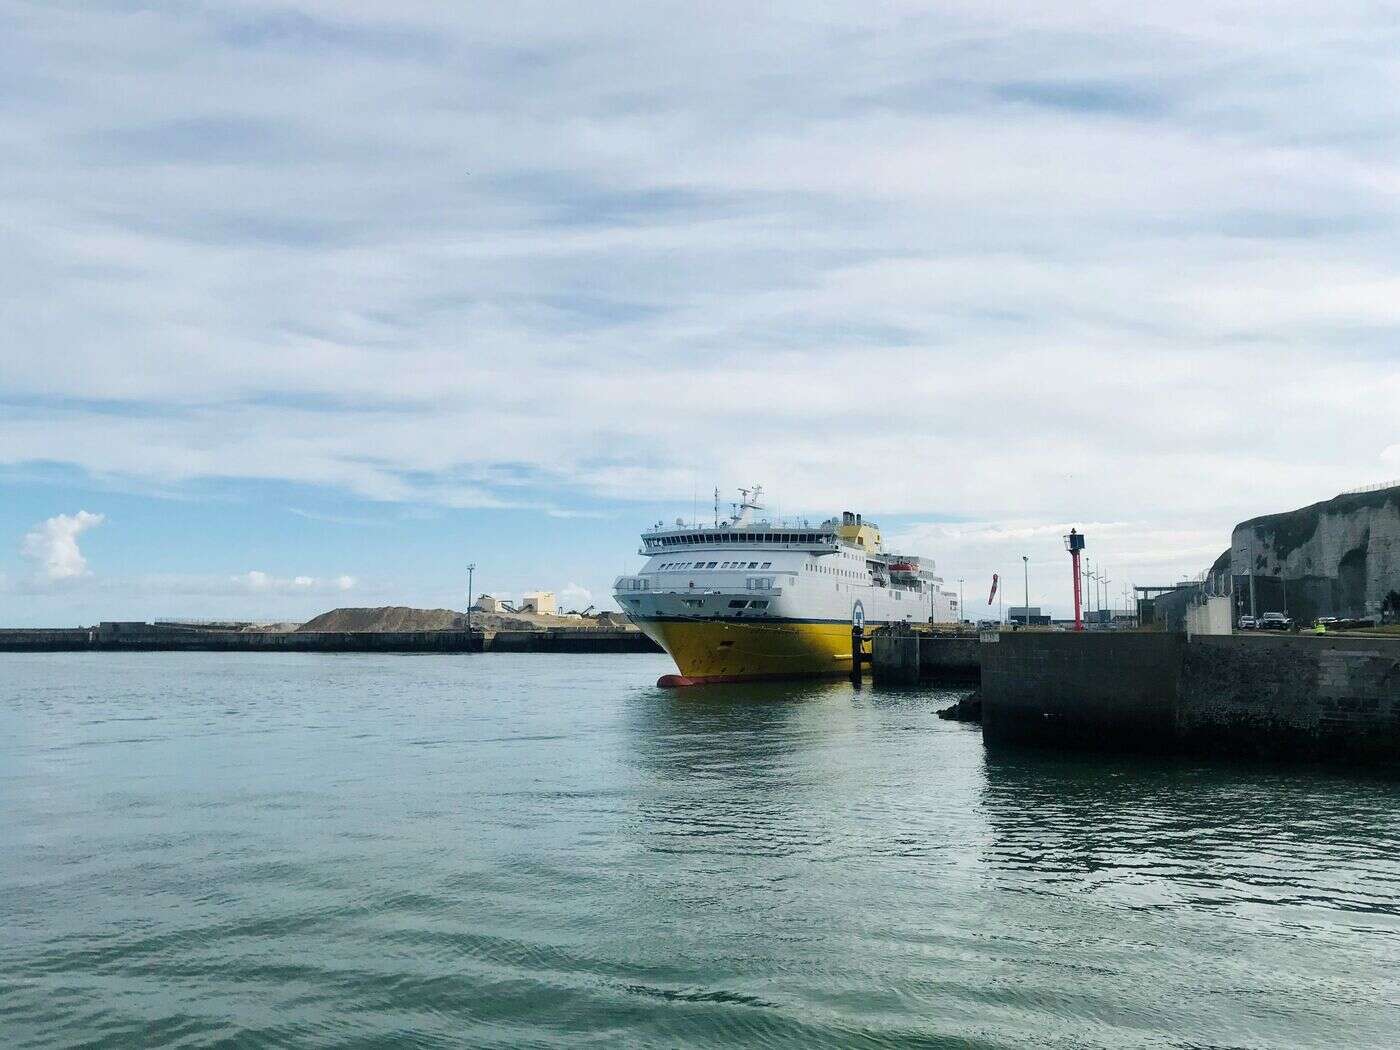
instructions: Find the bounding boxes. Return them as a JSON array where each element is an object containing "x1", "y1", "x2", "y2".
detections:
[{"x1": 614, "y1": 487, "x2": 960, "y2": 685}]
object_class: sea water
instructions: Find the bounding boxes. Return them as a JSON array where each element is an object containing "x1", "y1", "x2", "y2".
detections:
[{"x1": 2, "y1": 652, "x2": 1398, "y2": 1048}]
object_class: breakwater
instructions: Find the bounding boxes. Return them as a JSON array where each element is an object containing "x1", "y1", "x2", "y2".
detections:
[
  {"x1": 980, "y1": 632, "x2": 1400, "y2": 765},
  {"x1": 870, "y1": 630, "x2": 980, "y2": 686},
  {"x1": 0, "y1": 622, "x2": 660, "y2": 654}
]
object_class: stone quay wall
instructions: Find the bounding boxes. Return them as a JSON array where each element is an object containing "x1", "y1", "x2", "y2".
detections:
[
  {"x1": 981, "y1": 631, "x2": 1400, "y2": 766},
  {"x1": 0, "y1": 624, "x2": 661, "y2": 655}
]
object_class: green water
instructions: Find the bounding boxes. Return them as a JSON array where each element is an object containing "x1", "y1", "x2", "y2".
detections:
[{"x1": 2, "y1": 652, "x2": 1398, "y2": 1049}]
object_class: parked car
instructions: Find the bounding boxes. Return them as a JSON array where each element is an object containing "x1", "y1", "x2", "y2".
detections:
[
  {"x1": 1237, "y1": 615, "x2": 1258, "y2": 630},
  {"x1": 1259, "y1": 612, "x2": 1293, "y2": 630}
]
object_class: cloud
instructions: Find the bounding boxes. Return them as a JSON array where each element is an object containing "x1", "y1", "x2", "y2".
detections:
[
  {"x1": 21, "y1": 511, "x2": 105, "y2": 581},
  {"x1": 233, "y1": 570, "x2": 354, "y2": 593},
  {"x1": 0, "y1": 2, "x2": 1396, "y2": 569},
  {"x1": 885, "y1": 517, "x2": 1231, "y2": 616}
]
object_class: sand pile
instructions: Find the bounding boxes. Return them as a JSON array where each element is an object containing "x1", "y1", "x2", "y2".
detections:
[
  {"x1": 296, "y1": 606, "x2": 613, "y2": 632},
  {"x1": 298, "y1": 607, "x2": 468, "y2": 632}
]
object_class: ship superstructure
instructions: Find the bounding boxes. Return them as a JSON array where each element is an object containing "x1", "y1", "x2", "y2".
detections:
[{"x1": 614, "y1": 487, "x2": 959, "y2": 683}]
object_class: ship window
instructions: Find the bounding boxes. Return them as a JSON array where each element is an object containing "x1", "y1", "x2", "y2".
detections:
[
  {"x1": 707, "y1": 561, "x2": 717, "y2": 568},
  {"x1": 749, "y1": 600, "x2": 768, "y2": 610},
  {"x1": 748, "y1": 562, "x2": 758, "y2": 569},
  {"x1": 728, "y1": 600, "x2": 748, "y2": 608},
  {"x1": 761, "y1": 562, "x2": 771, "y2": 568}
]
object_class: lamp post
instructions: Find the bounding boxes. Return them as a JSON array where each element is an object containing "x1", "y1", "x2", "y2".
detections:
[
  {"x1": 958, "y1": 578, "x2": 965, "y2": 627},
  {"x1": 1022, "y1": 555, "x2": 1029, "y2": 626},
  {"x1": 466, "y1": 563, "x2": 476, "y2": 634},
  {"x1": 1238, "y1": 547, "x2": 1256, "y2": 619}
]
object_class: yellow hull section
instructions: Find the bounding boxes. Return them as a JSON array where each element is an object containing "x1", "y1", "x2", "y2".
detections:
[{"x1": 636, "y1": 618, "x2": 873, "y2": 681}]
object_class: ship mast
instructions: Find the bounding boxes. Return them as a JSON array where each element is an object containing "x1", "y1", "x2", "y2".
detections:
[{"x1": 730, "y1": 485, "x2": 764, "y2": 526}]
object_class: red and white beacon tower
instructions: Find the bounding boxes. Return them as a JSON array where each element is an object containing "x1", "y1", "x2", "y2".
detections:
[{"x1": 1064, "y1": 528, "x2": 1086, "y2": 632}]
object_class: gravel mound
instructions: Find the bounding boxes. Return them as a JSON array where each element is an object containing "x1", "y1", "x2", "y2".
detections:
[
  {"x1": 297, "y1": 607, "x2": 468, "y2": 632},
  {"x1": 295, "y1": 606, "x2": 609, "y2": 632}
]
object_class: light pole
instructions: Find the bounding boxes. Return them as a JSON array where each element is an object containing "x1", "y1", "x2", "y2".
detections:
[
  {"x1": 466, "y1": 563, "x2": 476, "y2": 634},
  {"x1": 958, "y1": 578, "x2": 965, "y2": 627},
  {"x1": 1022, "y1": 555, "x2": 1029, "y2": 627},
  {"x1": 1239, "y1": 547, "x2": 1256, "y2": 619}
]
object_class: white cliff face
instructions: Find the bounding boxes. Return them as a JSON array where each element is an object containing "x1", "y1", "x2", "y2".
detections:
[{"x1": 1231, "y1": 488, "x2": 1400, "y2": 621}]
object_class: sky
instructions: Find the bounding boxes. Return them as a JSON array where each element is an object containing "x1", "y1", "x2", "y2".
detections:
[{"x1": 3, "y1": 1, "x2": 1399, "y2": 626}]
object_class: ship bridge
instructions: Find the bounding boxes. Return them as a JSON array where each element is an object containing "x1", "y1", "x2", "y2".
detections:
[{"x1": 641, "y1": 523, "x2": 838, "y2": 556}]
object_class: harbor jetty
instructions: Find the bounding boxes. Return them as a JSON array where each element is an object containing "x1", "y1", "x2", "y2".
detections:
[
  {"x1": 872, "y1": 627, "x2": 1400, "y2": 766},
  {"x1": 0, "y1": 607, "x2": 661, "y2": 655}
]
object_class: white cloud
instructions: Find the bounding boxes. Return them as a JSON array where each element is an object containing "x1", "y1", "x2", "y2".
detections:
[
  {"x1": 232, "y1": 571, "x2": 355, "y2": 594},
  {"x1": 886, "y1": 518, "x2": 1230, "y2": 617},
  {"x1": 20, "y1": 511, "x2": 105, "y2": 581},
  {"x1": 0, "y1": 2, "x2": 1396, "y2": 595}
]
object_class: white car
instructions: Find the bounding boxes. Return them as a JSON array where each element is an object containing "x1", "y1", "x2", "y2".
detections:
[{"x1": 1237, "y1": 616, "x2": 1258, "y2": 630}]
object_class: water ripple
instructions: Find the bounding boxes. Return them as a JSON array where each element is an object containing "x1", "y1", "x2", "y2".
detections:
[{"x1": 2, "y1": 653, "x2": 1399, "y2": 1048}]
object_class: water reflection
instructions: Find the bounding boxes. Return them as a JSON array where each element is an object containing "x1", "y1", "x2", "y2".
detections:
[{"x1": 620, "y1": 679, "x2": 985, "y2": 869}]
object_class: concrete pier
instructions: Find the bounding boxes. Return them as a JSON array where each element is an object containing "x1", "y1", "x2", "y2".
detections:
[
  {"x1": 0, "y1": 623, "x2": 661, "y2": 655},
  {"x1": 871, "y1": 630, "x2": 921, "y2": 685},
  {"x1": 980, "y1": 633, "x2": 1182, "y2": 751},
  {"x1": 981, "y1": 632, "x2": 1400, "y2": 766},
  {"x1": 871, "y1": 630, "x2": 982, "y2": 686}
]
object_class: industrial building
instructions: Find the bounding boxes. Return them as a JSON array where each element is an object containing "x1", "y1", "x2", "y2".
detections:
[
  {"x1": 519, "y1": 592, "x2": 556, "y2": 616},
  {"x1": 1007, "y1": 606, "x2": 1051, "y2": 626}
]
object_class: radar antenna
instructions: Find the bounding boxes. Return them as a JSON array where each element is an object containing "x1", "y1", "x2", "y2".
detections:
[{"x1": 730, "y1": 485, "x2": 765, "y2": 526}]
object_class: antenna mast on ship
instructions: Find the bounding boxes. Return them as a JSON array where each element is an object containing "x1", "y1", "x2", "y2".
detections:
[{"x1": 730, "y1": 485, "x2": 764, "y2": 526}]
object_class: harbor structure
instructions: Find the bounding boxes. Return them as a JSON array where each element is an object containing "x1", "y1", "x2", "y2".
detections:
[{"x1": 519, "y1": 592, "x2": 556, "y2": 615}]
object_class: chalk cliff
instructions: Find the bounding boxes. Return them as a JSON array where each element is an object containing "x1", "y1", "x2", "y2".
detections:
[{"x1": 1230, "y1": 486, "x2": 1400, "y2": 622}]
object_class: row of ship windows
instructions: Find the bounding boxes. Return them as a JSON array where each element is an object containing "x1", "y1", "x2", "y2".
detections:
[
  {"x1": 658, "y1": 560, "x2": 772, "y2": 571},
  {"x1": 652, "y1": 533, "x2": 832, "y2": 547},
  {"x1": 807, "y1": 563, "x2": 862, "y2": 578}
]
